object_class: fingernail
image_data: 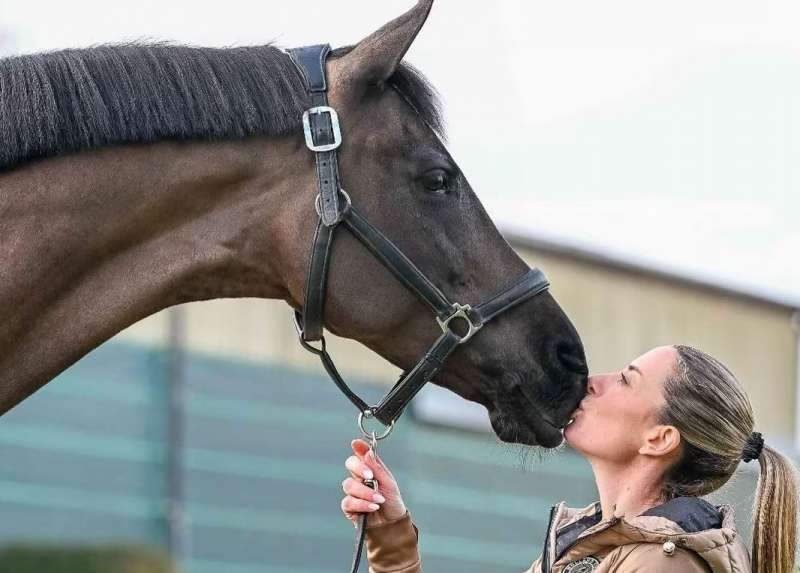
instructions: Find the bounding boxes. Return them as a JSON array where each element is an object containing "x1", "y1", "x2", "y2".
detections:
[
  {"x1": 353, "y1": 522, "x2": 357, "y2": 529},
  {"x1": 363, "y1": 468, "x2": 373, "y2": 480},
  {"x1": 373, "y1": 494, "x2": 385, "y2": 503},
  {"x1": 368, "y1": 503, "x2": 380, "y2": 511}
]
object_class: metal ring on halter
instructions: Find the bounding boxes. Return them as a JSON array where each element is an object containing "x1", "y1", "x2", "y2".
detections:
[
  {"x1": 315, "y1": 188, "x2": 352, "y2": 219},
  {"x1": 292, "y1": 311, "x2": 326, "y2": 354},
  {"x1": 358, "y1": 410, "x2": 394, "y2": 441},
  {"x1": 436, "y1": 303, "x2": 483, "y2": 344}
]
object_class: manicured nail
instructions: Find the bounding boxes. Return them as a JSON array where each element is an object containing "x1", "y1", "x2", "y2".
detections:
[
  {"x1": 363, "y1": 468, "x2": 373, "y2": 480},
  {"x1": 368, "y1": 503, "x2": 380, "y2": 511},
  {"x1": 373, "y1": 494, "x2": 385, "y2": 503}
]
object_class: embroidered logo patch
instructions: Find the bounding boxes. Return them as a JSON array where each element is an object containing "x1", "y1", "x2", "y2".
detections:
[{"x1": 563, "y1": 556, "x2": 601, "y2": 572}]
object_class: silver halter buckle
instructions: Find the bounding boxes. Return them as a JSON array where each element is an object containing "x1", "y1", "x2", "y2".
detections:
[
  {"x1": 437, "y1": 303, "x2": 482, "y2": 344},
  {"x1": 302, "y1": 106, "x2": 342, "y2": 152}
]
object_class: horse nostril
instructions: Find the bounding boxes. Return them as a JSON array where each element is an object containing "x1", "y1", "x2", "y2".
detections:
[{"x1": 556, "y1": 341, "x2": 587, "y2": 376}]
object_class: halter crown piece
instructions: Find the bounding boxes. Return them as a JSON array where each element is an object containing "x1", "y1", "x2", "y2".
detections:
[{"x1": 741, "y1": 431, "x2": 764, "y2": 463}]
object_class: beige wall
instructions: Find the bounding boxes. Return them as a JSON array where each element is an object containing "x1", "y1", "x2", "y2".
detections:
[
  {"x1": 117, "y1": 240, "x2": 799, "y2": 450},
  {"x1": 119, "y1": 297, "x2": 403, "y2": 384}
]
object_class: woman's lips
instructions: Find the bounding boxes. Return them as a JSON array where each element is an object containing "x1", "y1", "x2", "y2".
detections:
[{"x1": 564, "y1": 406, "x2": 583, "y2": 428}]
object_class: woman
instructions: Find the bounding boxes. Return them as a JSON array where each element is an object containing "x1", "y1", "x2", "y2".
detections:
[{"x1": 340, "y1": 345, "x2": 798, "y2": 572}]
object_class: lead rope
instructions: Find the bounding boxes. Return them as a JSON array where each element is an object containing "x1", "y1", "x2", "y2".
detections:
[
  {"x1": 351, "y1": 412, "x2": 391, "y2": 573},
  {"x1": 351, "y1": 484, "x2": 373, "y2": 573}
]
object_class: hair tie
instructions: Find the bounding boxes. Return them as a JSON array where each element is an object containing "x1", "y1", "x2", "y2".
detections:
[{"x1": 741, "y1": 431, "x2": 764, "y2": 463}]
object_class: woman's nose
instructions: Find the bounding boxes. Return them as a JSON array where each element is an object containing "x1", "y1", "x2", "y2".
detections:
[{"x1": 586, "y1": 373, "x2": 613, "y2": 396}]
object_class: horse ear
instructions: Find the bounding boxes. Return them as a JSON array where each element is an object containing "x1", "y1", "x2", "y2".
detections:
[{"x1": 336, "y1": 0, "x2": 433, "y2": 92}]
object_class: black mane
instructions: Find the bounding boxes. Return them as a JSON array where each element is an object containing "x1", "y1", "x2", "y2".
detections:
[{"x1": 0, "y1": 41, "x2": 444, "y2": 172}]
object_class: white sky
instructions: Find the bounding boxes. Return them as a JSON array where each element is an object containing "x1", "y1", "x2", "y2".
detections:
[{"x1": 2, "y1": 0, "x2": 798, "y2": 306}]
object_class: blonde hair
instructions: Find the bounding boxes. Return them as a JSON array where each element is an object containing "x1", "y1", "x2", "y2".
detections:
[{"x1": 658, "y1": 345, "x2": 798, "y2": 573}]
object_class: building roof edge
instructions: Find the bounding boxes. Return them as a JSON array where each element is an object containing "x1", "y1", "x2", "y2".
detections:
[{"x1": 503, "y1": 228, "x2": 800, "y2": 312}]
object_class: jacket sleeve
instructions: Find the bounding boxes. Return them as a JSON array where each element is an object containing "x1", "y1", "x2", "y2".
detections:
[
  {"x1": 365, "y1": 510, "x2": 422, "y2": 573},
  {"x1": 601, "y1": 542, "x2": 712, "y2": 572}
]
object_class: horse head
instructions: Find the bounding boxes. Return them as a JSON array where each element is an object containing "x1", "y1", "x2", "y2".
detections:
[{"x1": 284, "y1": 0, "x2": 588, "y2": 447}]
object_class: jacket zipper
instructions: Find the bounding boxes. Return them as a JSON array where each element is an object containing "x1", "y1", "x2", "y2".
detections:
[{"x1": 550, "y1": 516, "x2": 622, "y2": 570}]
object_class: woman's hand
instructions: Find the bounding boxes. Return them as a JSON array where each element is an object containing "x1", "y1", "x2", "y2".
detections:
[{"x1": 341, "y1": 438, "x2": 407, "y2": 528}]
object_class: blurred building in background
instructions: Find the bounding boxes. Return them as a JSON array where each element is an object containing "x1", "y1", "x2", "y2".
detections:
[{"x1": 0, "y1": 232, "x2": 796, "y2": 573}]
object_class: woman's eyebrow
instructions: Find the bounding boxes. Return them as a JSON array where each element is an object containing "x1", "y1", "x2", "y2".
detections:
[{"x1": 627, "y1": 364, "x2": 643, "y2": 376}]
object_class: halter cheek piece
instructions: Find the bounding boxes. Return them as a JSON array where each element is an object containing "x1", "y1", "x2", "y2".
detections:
[{"x1": 287, "y1": 44, "x2": 551, "y2": 572}]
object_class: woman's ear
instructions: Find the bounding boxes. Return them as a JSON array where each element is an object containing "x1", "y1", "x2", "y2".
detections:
[
  {"x1": 331, "y1": 0, "x2": 433, "y2": 102},
  {"x1": 639, "y1": 425, "x2": 681, "y2": 458}
]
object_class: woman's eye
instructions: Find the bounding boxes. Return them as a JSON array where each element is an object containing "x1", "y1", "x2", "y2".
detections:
[
  {"x1": 421, "y1": 169, "x2": 450, "y2": 194},
  {"x1": 618, "y1": 374, "x2": 628, "y2": 385}
]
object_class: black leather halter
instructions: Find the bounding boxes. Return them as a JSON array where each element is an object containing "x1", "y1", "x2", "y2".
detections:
[{"x1": 287, "y1": 44, "x2": 551, "y2": 571}]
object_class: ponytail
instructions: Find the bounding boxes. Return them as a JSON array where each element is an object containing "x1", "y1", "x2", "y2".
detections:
[{"x1": 751, "y1": 445, "x2": 798, "y2": 573}]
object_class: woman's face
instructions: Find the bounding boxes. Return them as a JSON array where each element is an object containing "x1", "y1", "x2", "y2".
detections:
[{"x1": 564, "y1": 345, "x2": 678, "y2": 463}]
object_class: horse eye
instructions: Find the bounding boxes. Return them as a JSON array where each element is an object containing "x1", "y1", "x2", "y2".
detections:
[{"x1": 421, "y1": 169, "x2": 450, "y2": 194}]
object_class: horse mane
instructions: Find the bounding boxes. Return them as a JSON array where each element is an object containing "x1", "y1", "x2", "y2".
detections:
[{"x1": 0, "y1": 41, "x2": 444, "y2": 172}]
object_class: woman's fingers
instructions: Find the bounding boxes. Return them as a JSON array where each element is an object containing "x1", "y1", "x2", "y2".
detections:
[
  {"x1": 342, "y1": 477, "x2": 386, "y2": 503},
  {"x1": 341, "y1": 492, "x2": 381, "y2": 513},
  {"x1": 341, "y1": 495, "x2": 381, "y2": 515},
  {"x1": 341, "y1": 439, "x2": 409, "y2": 527},
  {"x1": 341, "y1": 473, "x2": 382, "y2": 529},
  {"x1": 345, "y1": 454, "x2": 374, "y2": 481},
  {"x1": 350, "y1": 439, "x2": 397, "y2": 484}
]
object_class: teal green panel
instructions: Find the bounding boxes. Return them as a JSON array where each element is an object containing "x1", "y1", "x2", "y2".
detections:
[
  {"x1": 0, "y1": 340, "x2": 598, "y2": 573},
  {"x1": 184, "y1": 560, "x2": 338, "y2": 573}
]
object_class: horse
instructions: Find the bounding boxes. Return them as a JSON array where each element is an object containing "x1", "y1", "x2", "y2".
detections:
[{"x1": 0, "y1": 0, "x2": 587, "y2": 449}]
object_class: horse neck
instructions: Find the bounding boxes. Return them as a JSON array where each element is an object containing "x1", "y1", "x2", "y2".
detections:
[{"x1": 0, "y1": 136, "x2": 307, "y2": 414}]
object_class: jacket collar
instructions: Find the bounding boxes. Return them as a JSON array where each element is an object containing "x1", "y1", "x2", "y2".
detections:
[
  {"x1": 640, "y1": 496, "x2": 722, "y2": 531},
  {"x1": 541, "y1": 497, "x2": 749, "y2": 573}
]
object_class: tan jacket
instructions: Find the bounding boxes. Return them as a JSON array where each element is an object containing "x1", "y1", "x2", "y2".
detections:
[{"x1": 365, "y1": 496, "x2": 751, "y2": 572}]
